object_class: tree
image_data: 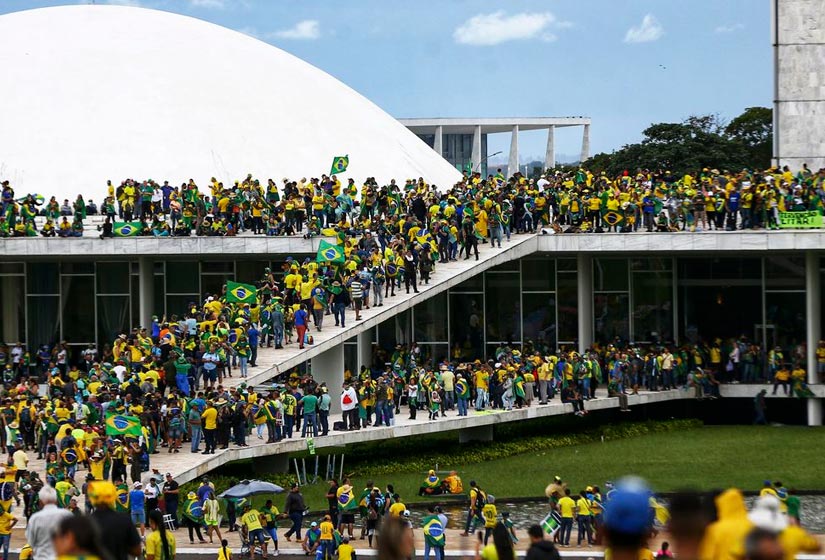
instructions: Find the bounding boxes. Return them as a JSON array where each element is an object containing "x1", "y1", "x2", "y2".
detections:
[
  {"x1": 724, "y1": 107, "x2": 773, "y2": 170},
  {"x1": 583, "y1": 107, "x2": 773, "y2": 175}
]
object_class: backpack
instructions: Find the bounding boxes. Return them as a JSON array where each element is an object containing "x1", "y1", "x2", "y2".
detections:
[{"x1": 20, "y1": 407, "x2": 32, "y2": 426}]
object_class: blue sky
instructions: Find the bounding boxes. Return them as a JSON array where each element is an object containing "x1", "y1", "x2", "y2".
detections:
[{"x1": 2, "y1": 0, "x2": 771, "y2": 163}]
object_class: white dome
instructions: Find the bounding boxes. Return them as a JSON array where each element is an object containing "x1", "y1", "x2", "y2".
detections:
[{"x1": 0, "y1": 5, "x2": 461, "y2": 203}]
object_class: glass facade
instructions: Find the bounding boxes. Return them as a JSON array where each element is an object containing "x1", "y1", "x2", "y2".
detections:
[{"x1": 0, "y1": 253, "x2": 822, "y2": 366}]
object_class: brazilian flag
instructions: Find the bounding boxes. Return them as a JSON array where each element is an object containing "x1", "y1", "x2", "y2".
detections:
[
  {"x1": 104, "y1": 414, "x2": 142, "y2": 437},
  {"x1": 602, "y1": 211, "x2": 624, "y2": 228},
  {"x1": 226, "y1": 281, "x2": 257, "y2": 304},
  {"x1": 337, "y1": 488, "x2": 356, "y2": 511},
  {"x1": 330, "y1": 155, "x2": 349, "y2": 175},
  {"x1": 316, "y1": 240, "x2": 345, "y2": 264},
  {"x1": 422, "y1": 514, "x2": 445, "y2": 546},
  {"x1": 113, "y1": 221, "x2": 142, "y2": 237}
]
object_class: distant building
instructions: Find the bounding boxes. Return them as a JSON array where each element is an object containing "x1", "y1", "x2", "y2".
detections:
[{"x1": 399, "y1": 117, "x2": 591, "y2": 178}]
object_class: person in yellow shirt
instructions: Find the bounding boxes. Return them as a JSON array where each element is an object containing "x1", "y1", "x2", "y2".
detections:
[
  {"x1": 317, "y1": 515, "x2": 335, "y2": 559},
  {"x1": 240, "y1": 504, "x2": 268, "y2": 557},
  {"x1": 575, "y1": 490, "x2": 595, "y2": 546},
  {"x1": 0, "y1": 505, "x2": 17, "y2": 559},
  {"x1": 556, "y1": 489, "x2": 576, "y2": 547},
  {"x1": 481, "y1": 497, "x2": 497, "y2": 544},
  {"x1": 474, "y1": 369, "x2": 489, "y2": 410},
  {"x1": 201, "y1": 402, "x2": 218, "y2": 454},
  {"x1": 773, "y1": 365, "x2": 791, "y2": 395},
  {"x1": 217, "y1": 539, "x2": 233, "y2": 560},
  {"x1": 337, "y1": 536, "x2": 355, "y2": 560},
  {"x1": 146, "y1": 510, "x2": 176, "y2": 560}
]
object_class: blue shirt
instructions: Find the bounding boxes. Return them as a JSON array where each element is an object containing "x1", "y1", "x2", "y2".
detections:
[
  {"x1": 248, "y1": 327, "x2": 259, "y2": 347},
  {"x1": 295, "y1": 309, "x2": 308, "y2": 327},
  {"x1": 129, "y1": 489, "x2": 145, "y2": 512}
]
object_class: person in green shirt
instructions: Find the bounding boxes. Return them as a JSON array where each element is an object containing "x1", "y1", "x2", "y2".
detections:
[{"x1": 300, "y1": 392, "x2": 319, "y2": 437}]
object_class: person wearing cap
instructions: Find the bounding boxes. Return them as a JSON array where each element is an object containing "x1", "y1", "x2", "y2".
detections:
[{"x1": 128, "y1": 481, "x2": 146, "y2": 537}]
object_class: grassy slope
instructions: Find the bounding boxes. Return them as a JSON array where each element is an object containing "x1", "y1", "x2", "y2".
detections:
[{"x1": 295, "y1": 426, "x2": 824, "y2": 510}]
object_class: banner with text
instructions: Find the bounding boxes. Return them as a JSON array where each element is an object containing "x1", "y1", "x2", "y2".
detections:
[{"x1": 778, "y1": 211, "x2": 824, "y2": 229}]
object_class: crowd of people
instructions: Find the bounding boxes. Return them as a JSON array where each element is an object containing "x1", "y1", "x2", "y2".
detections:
[{"x1": 1, "y1": 164, "x2": 824, "y2": 238}]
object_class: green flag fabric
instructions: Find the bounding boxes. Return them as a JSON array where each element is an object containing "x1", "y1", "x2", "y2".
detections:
[
  {"x1": 316, "y1": 240, "x2": 345, "y2": 264},
  {"x1": 105, "y1": 413, "x2": 143, "y2": 437},
  {"x1": 113, "y1": 221, "x2": 142, "y2": 237},
  {"x1": 226, "y1": 281, "x2": 257, "y2": 304},
  {"x1": 330, "y1": 155, "x2": 349, "y2": 175}
]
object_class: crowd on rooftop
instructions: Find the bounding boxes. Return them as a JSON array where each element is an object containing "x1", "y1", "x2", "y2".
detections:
[{"x1": 1, "y1": 164, "x2": 825, "y2": 238}]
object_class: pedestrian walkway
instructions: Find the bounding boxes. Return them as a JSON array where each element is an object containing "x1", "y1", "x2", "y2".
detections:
[{"x1": 243, "y1": 233, "x2": 539, "y2": 386}]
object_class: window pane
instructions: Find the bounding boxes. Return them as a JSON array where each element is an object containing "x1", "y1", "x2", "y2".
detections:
[
  {"x1": 166, "y1": 261, "x2": 200, "y2": 293},
  {"x1": 0, "y1": 277, "x2": 25, "y2": 344},
  {"x1": 594, "y1": 258, "x2": 628, "y2": 291},
  {"x1": 522, "y1": 258, "x2": 555, "y2": 291},
  {"x1": 632, "y1": 271, "x2": 674, "y2": 343},
  {"x1": 202, "y1": 261, "x2": 234, "y2": 274},
  {"x1": 413, "y1": 291, "x2": 448, "y2": 342},
  {"x1": 416, "y1": 344, "x2": 449, "y2": 368},
  {"x1": 449, "y1": 293, "x2": 484, "y2": 360},
  {"x1": 765, "y1": 256, "x2": 805, "y2": 289},
  {"x1": 0, "y1": 263, "x2": 24, "y2": 274},
  {"x1": 485, "y1": 272, "x2": 521, "y2": 344},
  {"x1": 202, "y1": 275, "x2": 230, "y2": 300},
  {"x1": 677, "y1": 257, "x2": 761, "y2": 281},
  {"x1": 451, "y1": 274, "x2": 483, "y2": 292},
  {"x1": 153, "y1": 274, "x2": 164, "y2": 320},
  {"x1": 62, "y1": 262, "x2": 94, "y2": 275},
  {"x1": 27, "y1": 296, "x2": 60, "y2": 352},
  {"x1": 631, "y1": 257, "x2": 672, "y2": 271},
  {"x1": 766, "y1": 292, "x2": 806, "y2": 351},
  {"x1": 594, "y1": 293, "x2": 629, "y2": 343},
  {"x1": 490, "y1": 260, "x2": 518, "y2": 272},
  {"x1": 62, "y1": 276, "x2": 95, "y2": 343},
  {"x1": 557, "y1": 272, "x2": 578, "y2": 343},
  {"x1": 522, "y1": 292, "x2": 557, "y2": 354},
  {"x1": 27, "y1": 263, "x2": 59, "y2": 294},
  {"x1": 678, "y1": 285, "x2": 761, "y2": 344},
  {"x1": 166, "y1": 295, "x2": 199, "y2": 320},
  {"x1": 97, "y1": 296, "x2": 130, "y2": 348},
  {"x1": 557, "y1": 258, "x2": 577, "y2": 272},
  {"x1": 96, "y1": 262, "x2": 130, "y2": 294},
  {"x1": 236, "y1": 261, "x2": 271, "y2": 285}
]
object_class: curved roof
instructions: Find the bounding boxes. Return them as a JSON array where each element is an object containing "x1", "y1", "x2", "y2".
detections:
[{"x1": 0, "y1": 5, "x2": 462, "y2": 202}]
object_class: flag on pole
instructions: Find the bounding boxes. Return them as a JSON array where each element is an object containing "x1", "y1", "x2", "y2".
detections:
[
  {"x1": 226, "y1": 281, "x2": 257, "y2": 304},
  {"x1": 105, "y1": 414, "x2": 143, "y2": 437},
  {"x1": 316, "y1": 240, "x2": 345, "y2": 264},
  {"x1": 113, "y1": 221, "x2": 142, "y2": 237},
  {"x1": 330, "y1": 155, "x2": 349, "y2": 175},
  {"x1": 540, "y1": 511, "x2": 562, "y2": 536}
]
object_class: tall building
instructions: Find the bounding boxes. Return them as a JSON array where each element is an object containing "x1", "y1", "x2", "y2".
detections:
[{"x1": 773, "y1": 0, "x2": 825, "y2": 169}]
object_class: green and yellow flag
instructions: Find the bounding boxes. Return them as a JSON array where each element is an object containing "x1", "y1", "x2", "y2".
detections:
[
  {"x1": 330, "y1": 155, "x2": 349, "y2": 175},
  {"x1": 113, "y1": 221, "x2": 142, "y2": 237},
  {"x1": 104, "y1": 413, "x2": 142, "y2": 437},
  {"x1": 226, "y1": 281, "x2": 257, "y2": 304},
  {"x1": 316, "y1": 240, "x2": 345, "y2": 264}
]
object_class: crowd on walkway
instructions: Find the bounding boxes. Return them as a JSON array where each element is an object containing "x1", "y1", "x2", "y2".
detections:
[{"x1": 2, "y1": 164, "x2": 824, "y2": 238}]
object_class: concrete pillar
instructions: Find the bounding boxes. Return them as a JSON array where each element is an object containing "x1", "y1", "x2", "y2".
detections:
[
  {"x1": 138, "y1": 257, "x2": 154, "y2": 331},
  {"x1": 458, "y1": 425, "x2": 493, "y2": 444},
  {"x1": 577, "y1": 254, "x2": 593, "y2": 354},
  {"x1": 580, "y1": 124, "x2": 591, "y2": 163},
  {"x1": 508, "y1": 125, "x2": 519, "y2": 177},
  {"x1": 357, "y1": 329, "x2": 373, "y2": 375},
  {"x1": 434, "y1": 125, "x2": 443, "y2": 158},
  {"x1": 805, "y1": 251, "x2": 822, "y2": 426},
  {"x1": 544, "y1": 125, "x2": 556, "y2": 170},
  {"x1": 312, "y1": 344, "x2": 345, "y2": 414},
  {"x1": 471, "y1": 125, "x2": 482, "y2": 173}
]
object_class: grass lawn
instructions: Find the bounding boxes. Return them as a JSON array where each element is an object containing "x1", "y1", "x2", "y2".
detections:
[{"x1": 296, "y1": 425, "x2": 824, "y2": 510}]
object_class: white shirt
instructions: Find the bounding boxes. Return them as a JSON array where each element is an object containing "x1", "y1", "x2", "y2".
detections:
[
  {"x1": 26, "y1": 504, "x2": 73, "y2": 560},
  {"x1": 340, "y1": 387, "x2": 358, "y2": 412}
]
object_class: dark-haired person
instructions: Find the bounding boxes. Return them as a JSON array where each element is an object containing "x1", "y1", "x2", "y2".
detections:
[
  {"x1": 52, "y1": 515, "x2": 110, "y2": 560},
  {"x1": 524, "y1": 524, "x2": 560, "y2": 560},
  {"x1": 146, "y1": 509, "x2": 176, "y2": 560}
]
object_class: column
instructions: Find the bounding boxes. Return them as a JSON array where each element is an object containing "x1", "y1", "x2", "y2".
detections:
[
  {"x1": 312, "y1": 344, "x2": 345, "y2": 414},
  {"x1": 471, "y1": 125, "x2": 482, "y2": 173},
  {"x1": 357, "y1": 328, "x2": 373, "y2": 375},
  {"x1": 544, "y1": 125, "x2": 556, "y2": 170},
  {"x1": 138, "y1": 257, "x2": 154, "y2": 331},
  {"x1": 433, "y1": 125, "x2": 443, "y2": 158},
  {"x1": 579, "y1": 124, "x2": 591, "y2": 163},
  {"x1": 508, "y1": 125, "x2": 519, "y2": 177},
  {"x1": 577, "y1": 254, "x2": 593, "y2": 354},
  {"x1": 805, "y1": 251, "x2": 823, "y2": 426}
]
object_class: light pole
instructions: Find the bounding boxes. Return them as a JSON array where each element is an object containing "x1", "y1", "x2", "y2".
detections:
[{"x1": 472, "y1": 150, "x2": 503, "y2": 173}]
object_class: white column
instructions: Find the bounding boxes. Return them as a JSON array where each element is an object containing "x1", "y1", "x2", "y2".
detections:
[
  {"x1": 471, "y1": 125, "x2": 482, "y2": 173},
  {"x1": 577, "y1": 254, "x2": 593, "y2": 354},
  {"x1": 312, "y1": 344, "x2": 345, "y2": 414},
  {"x1": 579, "y1": 124, "x2": 591, "y2": 163},
  {"x1": 805, "y1": 251, "x2": 822, "y2": 426},
  {"x1": 357, "y1": 329, "x2": 373, "y2": 375},
  {"x1": 545, "y1": 125, "x2": 556, "y2": 170},
  {"x1": 508, "y1": 125, "x2": 519, "y2": 177},
  {"x1": 138, "y1": 257, "x2": 154, "y2": 331},
  {"x1": 433, "y1": 125, "x2": 443, "y2": 158}
]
